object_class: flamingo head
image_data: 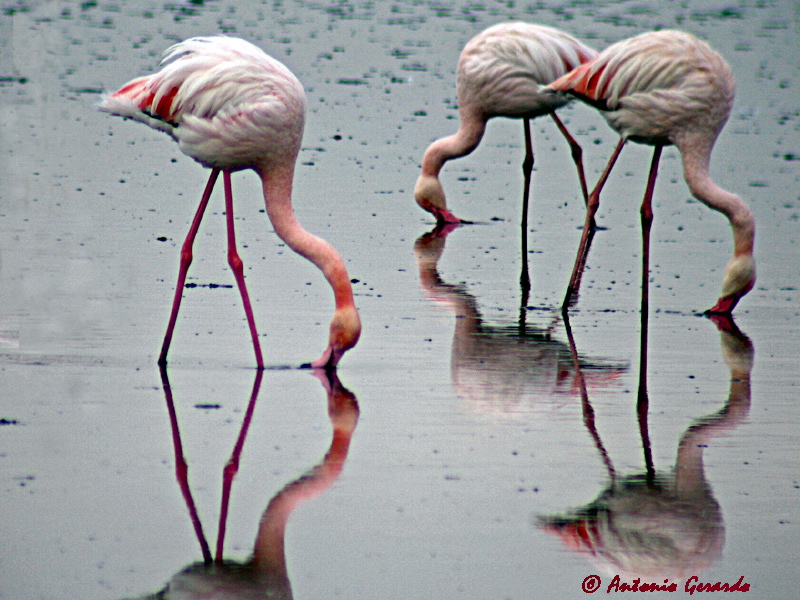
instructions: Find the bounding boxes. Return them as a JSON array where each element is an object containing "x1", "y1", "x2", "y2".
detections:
[
  {"x1": 538, "y1": 518, "x2": 598, "y2": 553},
  {"x1": 707, "y1": 254, "x2": 756, "y2": 314},
  {"x1": 414, "y1": 174, "x2": 461, "y2": 224},
  {"x1": 309, "y1": 306, "x2": 362, "y2": 369}
]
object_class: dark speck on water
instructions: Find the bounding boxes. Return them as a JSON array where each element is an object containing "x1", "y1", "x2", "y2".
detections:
[{"x1": 185, "y1": 282, "x2": 233, "y2": 289}]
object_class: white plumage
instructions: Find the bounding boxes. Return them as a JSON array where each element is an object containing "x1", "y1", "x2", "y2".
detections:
[
  {"x1": 457, "y1": 22, "x2": 597, "y2": 119},
  {"x1": 414, "y1": 22, "x2": 598, "y2": 224},
  {"x1": 100, "y1": 36, "x2": 307, "y2": 172},
  {"x1": 548, "y1": 29, "x2": 754, "y2": 314},
  {"x1": 100, "y1": 36, "x2": 361, "y2": 368},
  {"x1": 552, "y1": 30, "x2": 735, "y2": 144}
]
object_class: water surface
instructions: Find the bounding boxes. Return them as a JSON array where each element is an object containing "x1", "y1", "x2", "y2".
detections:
[{"x1": 1, "y1": 1, "x2": 798, "y2": 599}]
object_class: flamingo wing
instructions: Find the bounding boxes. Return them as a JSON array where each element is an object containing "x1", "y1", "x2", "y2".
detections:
[
  {"x1": 548, "y1": 30, "x2": 735, "y2": 142},
  {"x1": 458, "y1": 23, "x2": 598, "y2": 118},
  {"x1": 100, "y1": 37, "x2": 307, "y2": 170}
]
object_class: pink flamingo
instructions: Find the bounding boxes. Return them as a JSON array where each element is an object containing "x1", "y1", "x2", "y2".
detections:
[
  {"x1": 414, "y1": 22, "x2": 598, "y2": 226},
  {"x1": 548, "y1": 30, "x2": 756, "y2": 314},
  {"x1": 99, "y1": 37, "x2": 361, "y2": 369},
  {"x1": 157, "y1": 366, "x2": 358, "y2": 598}
]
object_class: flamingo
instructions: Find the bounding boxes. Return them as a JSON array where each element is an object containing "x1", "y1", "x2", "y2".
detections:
[
  {"x1": 414, "y1": 22, "x2": 598, "y2": 227},
  {"x1": 414, "y1": 226, "x2": 628, "y2": 415},
  {"x1": 154, "y1": 367, "x2": 358, "y2": 599},
  {"x1": 547, "y1": 30, "x2": 756, "y2": 315},
  {"x1": 541, "y1": 315, "x2": 753, "y2": 580},
  {"x1": 99, "y1": 36, "x2": 361, "y2": 369}
]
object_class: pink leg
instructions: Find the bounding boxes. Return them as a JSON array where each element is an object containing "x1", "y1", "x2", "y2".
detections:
[
  {"x1": 639, "y1": 145, "x2": 662, "y2": 329},
  {"x1": 562, "y1": 313, "x2": 616, "y2": 482},
  {"x1": 520, "y1": 117, "x2": 533, "y2": 294},
  {"x1": 637, "y1": 145, "x2": 661, "y2": 484},
  {"x1": 551, "y1": 112, "x2": 589, "y2": 205},
  {"x1": 562, "y1": 137, "x2": 627, "y2": 313},
  {"x1": 159, "y1": 169, "x2": 220, "y2": 366},
  {"x1": 223, "y1": 172, "x2": 264, "y2": 369},
  {"x1": 216, "y1": 368, "x2": 264, "y2": 562},
  {"x1": 159, "y1": 366, "x2": 213, "y2": 564}
]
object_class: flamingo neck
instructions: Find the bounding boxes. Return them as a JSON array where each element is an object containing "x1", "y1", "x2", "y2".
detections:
[
  {"x1": 679, "y1": 136, "x2": 754, "y2": 257},
  {"x1": 251, "y1": 428, "x2": 351, "y2": 572},
  {"x1": 258, "y1": 164, "x2": 356, "y2": 310},
  {"x1": 675, "y1": 332, "x2": 752, "y2": 497},
  {"x1": 421, "y1": 110, "x2": 486, "y2": 177}
]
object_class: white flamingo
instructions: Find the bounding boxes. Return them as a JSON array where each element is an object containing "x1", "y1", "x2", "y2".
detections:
[
  {"x1": 414, "y1": 22, "x2": 598, "y2": 226},
  {"x1": 100, "y1": 37, "x2": 361, "y2": 368},
  {"x1": 548, "y1": 30, "x2": 755, "y2": 314}
]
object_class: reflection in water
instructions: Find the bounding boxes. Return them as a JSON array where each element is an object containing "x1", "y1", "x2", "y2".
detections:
[
  {"x1": 539, "y1": 315, "x2": 753, "y2": 580},
  {"x1": 123, "y1": 368, "x2": 359, "y2": 599},
  {"x1": 414, "y1": 225, "x2": 627, "y2": 415}
]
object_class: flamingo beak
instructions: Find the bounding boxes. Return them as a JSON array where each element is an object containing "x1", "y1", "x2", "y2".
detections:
[
  {"x1": 706, "y1": 294, "x2": 739, "y2": 315},
  {"x1": 303, "y1": 344, "x2": 341, "y2": 370},
  {"x1": 432, "y1": 207, "x2": 463, "y2": 225}
]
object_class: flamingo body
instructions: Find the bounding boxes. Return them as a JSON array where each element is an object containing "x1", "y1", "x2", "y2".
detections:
[
  {"x1": 549, "y1": 30, "x2": 755, "y2": 313},
  {"x1": 414, "y1": 22, "x2": 598, "y2": 223},
  {"x1": 100, "y1": 37, "x2": 306, "y2": 173},
  {"x1": 456, "y1": 22, "x2": 596, "y2": 119},
  {"x1": 100, "y1": 37, "x2": 360, "y2": 368},
  {"x1": 551, "y1": 30, "x2": 735, "y2": 145}
]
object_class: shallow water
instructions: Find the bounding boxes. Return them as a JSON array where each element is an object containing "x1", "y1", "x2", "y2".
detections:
[{"x1": 1, "y1": 1, "x2": 798, "y2": 599}]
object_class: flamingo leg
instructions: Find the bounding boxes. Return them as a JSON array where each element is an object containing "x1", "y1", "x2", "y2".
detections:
[
  {"x1": 637, "y1": 145, "x2": 662, "y2": 484},
  {"x1": 223, "y1": 172, "x2": 265, "y2": 369},
  {"x1": 160, "y1": 168, "x2": 220, "y2": 366},
  {"x1": 520, "y1": 117, "x2": 533, "y2": 295},
  {"x1": 216, "y1": 368, "x2": 264, "y2": 562},
  {"x1": 636, "y1": 322, "x2": 655, "y2": 484},
  {"x1": 639, "y1": 145, "x2": 661, "y2": 326},
  {"x1": 550, "y1": 112, "x2": 589, "y2": 205},
  {"x1": 563, "y1": 313, "x2": 616, "y2": 482},
  {"x1": 159, "y1": 366, "x2": 213, "y2": 564},
  {"x1": 562, "y1": 137, "x2": 627, "y2": 313}
]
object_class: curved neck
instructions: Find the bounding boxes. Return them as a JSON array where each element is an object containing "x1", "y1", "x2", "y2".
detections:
[
  {"x1": 679, "y1": 135, "x2": 754, "y2": 257},
  {"x1": 421, "y1": 110, "x2": 486, "y2": 177},
  {"x1": 258, "y1": 164, "x2": 356, "y2": 310},
  {"x1": 251, "y1": 427, "x2": 352, "y2": 574}
]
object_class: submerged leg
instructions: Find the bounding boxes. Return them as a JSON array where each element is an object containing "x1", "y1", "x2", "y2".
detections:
[
  {"x1": 551, "y1": 112, "x2": 589, "y2": 205},
  {"x1": 159, "y1": 365, "x2": 213, "y2": 564},
  {"x1": 637, "y1": 145, "x2": 662, "y2": 484},
  {"x1": 520, "y1": 117, "x2": 534, "y2": 294},
  {"x1": 223, "y1": 172, "x2": 264, "y2": 369},
  {"x1": 563, "y1": 313, "x2": 616, "y2": 482},
  {"x1": 216, "y1": 368, "x2": 264, "y2": 562},
  {"x1": 160, "y1": 168, "x2": 219, "y2": 366},
  {"x1": 562, "y1": 137, "x2": 627, "y2": 313}
]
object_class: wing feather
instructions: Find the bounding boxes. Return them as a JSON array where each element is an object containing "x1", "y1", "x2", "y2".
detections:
[
  {"x1": 99, "y1": 36, "x2": 306, "y2": 170},
  {"x1": 548, "y1": 30, "x2": 735, "y2": 142}
]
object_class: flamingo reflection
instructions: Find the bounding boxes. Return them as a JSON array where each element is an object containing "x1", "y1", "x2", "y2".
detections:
[
  {"x1": 123, "y1": 368, "x2": 358, "y2": 599},
  {"x1": 414, "y1": 225, "x2": 627, "y2": 415},
  {"x1": 539, "y1": 314, "x2": 753, "y2": 580}
]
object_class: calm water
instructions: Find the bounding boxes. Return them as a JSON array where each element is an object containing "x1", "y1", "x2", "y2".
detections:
[{"x1": 1, "y1": 1, "x2": 798, "y2": 599}]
